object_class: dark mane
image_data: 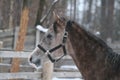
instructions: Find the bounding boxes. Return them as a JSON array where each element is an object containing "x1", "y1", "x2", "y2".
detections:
[
  {"x1": 66, "y1": 20, "x2": 110, "y2": 49},
  {"x1": 84, "y1": 27, "x2": 120, "y2": 71}
]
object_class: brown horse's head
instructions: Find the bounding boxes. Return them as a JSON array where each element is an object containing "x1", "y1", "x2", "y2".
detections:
[{"x1": 28, "y1": 13, "x2": 74, "y2": 69}]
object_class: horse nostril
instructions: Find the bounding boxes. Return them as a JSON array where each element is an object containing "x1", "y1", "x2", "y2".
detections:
[
  {"x1": 29, "y1": 57, "x2": 32, "y2": 62},
  {"x1": 35, "y1": 59, "x2": 41, "y2": 67}
]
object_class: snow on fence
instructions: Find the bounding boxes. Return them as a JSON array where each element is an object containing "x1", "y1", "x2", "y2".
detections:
[{"x1": 0, "y1": 51, "x2": 81, "y2": 80}]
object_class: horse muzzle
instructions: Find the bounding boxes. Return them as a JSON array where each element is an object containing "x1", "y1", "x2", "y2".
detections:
[{"x1": 28, "y1": 55, "x2": 41, "y2": 69}]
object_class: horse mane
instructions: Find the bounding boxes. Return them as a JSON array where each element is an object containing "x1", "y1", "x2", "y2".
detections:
[
  {"x1": 67, "y1": 20, "x2": 110, "y2": 49},
  {"x1": 67, "y1": 20, "x2": 120, "y2": 71}
]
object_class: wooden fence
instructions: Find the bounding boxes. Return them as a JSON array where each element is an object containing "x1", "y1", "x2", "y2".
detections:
[
  {"x1": 1, "y1": 48, "x2": 120, "y2": 79},
  {"x1": 0, "y1": 43, "x2": 120, "y2": 80},
  {"x1": 0, "y1": 51, "x2": 81, "y2": 80}
]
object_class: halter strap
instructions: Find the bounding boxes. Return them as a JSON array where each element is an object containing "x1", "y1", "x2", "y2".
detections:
[{"x1": 37, "y1": 31, "x2": 68, "y2": 63}]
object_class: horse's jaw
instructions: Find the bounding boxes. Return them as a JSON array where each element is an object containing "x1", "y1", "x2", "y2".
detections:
[
  {"x1": 28, "y1": 55, "x2": 42, "y2": 70},
  {"x1": 29, "y1": 60, "x2": 42, "y2": 70},
  {"x1": 28, "y1": 48, "x2": 43, "y2": 70}
]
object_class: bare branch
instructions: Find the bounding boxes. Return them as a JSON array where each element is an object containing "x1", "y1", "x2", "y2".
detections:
[{"x1": 40, "y1": 0, "x2": 59, "y2": 24}]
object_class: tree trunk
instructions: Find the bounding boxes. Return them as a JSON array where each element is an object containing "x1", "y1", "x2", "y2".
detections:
[
  {"x1": 1, "y1": 0, "x2": 10, "y2": 29},
  {"x1": 100, "y1": 0, "x2": 107, "y2": 40},
  {"x1": 9, "y1": 0, "x2": 14, "y2": 29},
  {"x1": 100, "y1": 0, "x2": 115, "y2": 42},
  {"x1": 106, "y1": 0, "x2": 115, "y2": 41},
  {"x1": 10, "y1": 0, "x2": 30, "y2": 80},
  {"x1": 73, "y1": 0, "x2": 76, "y2": 20},
  {"x1": 86, "y1": 0, "x2": 93, "y2": 24},
  {"x1": 35, "y1": 0, "x2": 45, "y2": 26}
]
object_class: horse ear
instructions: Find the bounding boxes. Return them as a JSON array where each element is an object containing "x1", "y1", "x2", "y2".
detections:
[{"x1": 53, "y1": 12, "x2": 60, "y2": 21}]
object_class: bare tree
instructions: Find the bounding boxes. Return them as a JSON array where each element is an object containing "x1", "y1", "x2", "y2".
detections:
[
  {"x1": 100, "y1": 0, "x2": 107, "y2": 40},
  {"x1": 106, "y1": 0, "x2": 115, "y2": 41},
  {"x1": 73, "y1": 0, "x2": 76, "y2": 20},
  {"x1": 34, "y1": 0, "x2": 45, "y2": 26},
  {"x1": 9, "y1": 0, "x2": 14, "y2": 29},
  {"x1": 82, "y1": 0, "x2": 93, "y2": 24},
  {"x1": 1, "y1": 0, "x2": 10, "y2": 29},
  {"x1": 100, "y1": 0, "x2": 115, "y2": 41},
  {"x1": 86, "y1": 0, "x2": 93, "y2": 24}
]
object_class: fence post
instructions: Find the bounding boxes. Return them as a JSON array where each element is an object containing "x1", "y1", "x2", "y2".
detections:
[
  {"x1": 36, "y1": 29, "x2": 40, "y2": 46},
  {"x1": 42, "y1": 60, "x2": 53, "y2": 80},
  {"x1": 10, "y1": 1, "x2": 30, "y2": 79},
  {"x1": 13, "y1": 27, "x2": 19, "y2": 49},
  {"x1": 0, "y1": 41, "x2": 3, "y2": 62}
]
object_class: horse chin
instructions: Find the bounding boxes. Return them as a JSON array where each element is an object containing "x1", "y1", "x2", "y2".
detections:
[
  {"x1": 28, "y1": 60, "x2": 42, "y2": 70},
  {"x1": 28, "y1": 54, "x2": 42, "y2": 70}
]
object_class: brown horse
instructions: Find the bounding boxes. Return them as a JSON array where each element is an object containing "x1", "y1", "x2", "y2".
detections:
[{"x1": 29, "y1": 14, "x2": 120, "y2": 80}]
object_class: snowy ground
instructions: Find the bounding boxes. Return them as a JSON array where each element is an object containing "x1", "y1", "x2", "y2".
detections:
[
  {"x1": 52, "y1": 65, "x2": 83, "y2": 80},
  {"x1": 53, "y1": 77, "x2": 83, "y2": 80}
]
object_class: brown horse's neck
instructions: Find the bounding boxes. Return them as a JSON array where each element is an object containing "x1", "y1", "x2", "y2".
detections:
[{"x1": 66, "y1": 22, "x2": 110, "y2": 80}]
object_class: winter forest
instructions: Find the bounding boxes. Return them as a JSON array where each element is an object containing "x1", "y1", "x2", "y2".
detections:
[
  {"x1": 0, "y1": 0, "x2": 120, "y2": 80},
  {"x1": 0, "y1": 0, "x2": 120, "y2": 50}
]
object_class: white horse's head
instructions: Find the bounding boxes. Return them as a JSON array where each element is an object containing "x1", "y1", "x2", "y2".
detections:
[
  {"x1": 28, "y1": 13, "x2": 74, "y2": 69},
  {"x1": 28, "y1": 25, "x2": 55, "y2": 69}
]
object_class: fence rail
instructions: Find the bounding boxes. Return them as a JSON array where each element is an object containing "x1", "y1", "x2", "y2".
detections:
[
  {"x1": 0, "y1": 51, "x2": 81, "y2": 80},
  {"x1": 0, "y1": 51, "x2": 30, "y2": 58},
  {"x1": 1, "y1": 48, "x2": 120, "y2": 79},
  {"x1": 0, "y1": 72, "x2": 81, "y2": 79},
  {"x1": 0, "y1": 72, "x2": 41, "y2": 79},
  {"x1": 0, "y1": 51, "x2": 71, "y2": 59}
]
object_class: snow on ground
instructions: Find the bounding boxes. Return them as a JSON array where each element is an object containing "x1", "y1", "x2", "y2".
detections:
[
  {"x1": 53, "y1": 77, "x2": 83, "y2": 80},
  {"x1": 52, "y1": 65, "x2": 84, "y2": 80},
  {"x1": 60, "y1": 65, "x2": 78, "y2": 70}
]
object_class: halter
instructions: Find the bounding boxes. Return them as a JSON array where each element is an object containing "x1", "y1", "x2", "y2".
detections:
[{"x1": 37, "y1": 30, "x2": 68, "y2": 63}]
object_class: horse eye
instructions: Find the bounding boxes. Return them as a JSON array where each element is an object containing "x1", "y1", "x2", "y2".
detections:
[{"x1": 47, "y1": 34, "x2": 53, "y2": 39}]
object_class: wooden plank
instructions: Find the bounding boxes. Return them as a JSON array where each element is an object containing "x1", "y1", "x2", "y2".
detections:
[
  {"x1": 42, "y1": 61, "x2": 53, "y2": 80},
  {"x1": 0, "y1": 72, "x2": 81, "y2": 79},
  {"x1": 36, "y1": 29, "x2": 40, "y2": 46},
  {"x1": 13, "y1": 27, "x2": 19, "y2": 49},
  {"x1": 1, "y1": 49, "x2": 120, "y2": 58},
  {"x1": 53, "y1": 72, "x2": 82, "y2": 78},
  {"x1": 0, "y1": 41, "x2": 3, "y2": 62},
  {"x1": 0, "y1": 51, "x2": 73, "y2": 59},
  {"x1": 0, "y1": 28, "x2": 34, "y2": 38},
  {"x1": 0, "y1": 41, "x2": 3, "y2": 49},
  {"x1": 0, "y1": 51, "x2": 30, "y2": 58},
  {"x1": 0, "y1": 49, "x2": 120, "y2": 58},
  {"x1": 0, "y1": 63, "x2": 78, "y2": 72},
  {"x1": 0, "y1": 29, "x2": 14, "y2": 38},
  {"x1": 54, "y1": 68, "x2": 79, "y2": 72},
  {"x1": 0, "y1": 63, "x2": 34, "y2": 72},
  {"x1": 0, "y1": 72, "x2": 41, "y2": 79}
]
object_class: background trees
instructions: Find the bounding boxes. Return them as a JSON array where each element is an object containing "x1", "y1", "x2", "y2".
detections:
[
  {"x1": 100, "y1": 0, "x2": 115, "y2": 41},
  {"x1": 0, "y1": 0, "x2": 119, "y2": 43}
]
